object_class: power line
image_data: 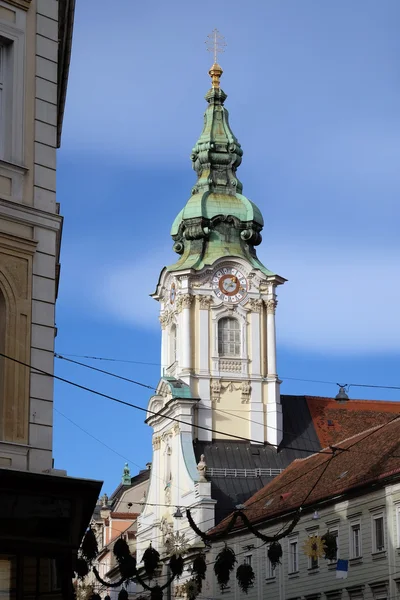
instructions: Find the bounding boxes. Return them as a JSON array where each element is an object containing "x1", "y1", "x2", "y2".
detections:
[
  {"x1": 56, "y1": 354, "x2": 321, "y2": 453},
  {"x1": 55, "y1": 352, "x2": 400, "y2": 392}
]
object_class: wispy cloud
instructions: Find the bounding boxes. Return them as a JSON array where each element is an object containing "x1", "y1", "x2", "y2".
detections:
[{"x1": 60, "y1": 239, "x2": 400, "y2": 355}]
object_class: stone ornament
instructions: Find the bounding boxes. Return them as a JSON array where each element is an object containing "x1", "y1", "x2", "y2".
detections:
[
  {"x1": 197, "y1": 454, "x2": 207, "y2": 482},
  {"x1": 175, "y1": 293, "x2": 193, "y2": 312},
  {"x1": 152, "y1": 436, "x2": 161, "y2": 450},
  {"x1": 211, "y1": 379, "x2": 222, "y2": 402},
  {"x1": 159, "y1": 311, "x2": 172, "y2": 329},
  {"x1": 197, "y1": 294, "x2": 213, "y2": 309},
  {"x1": 245, "y1": 298, "x2": 263, "y2": 313},
  {"x1": 266, "y1": 298, "x2": 278, "y2": 314},
  {"x1": 241, "y1": 380, "x2": 251, "y2": 404}
]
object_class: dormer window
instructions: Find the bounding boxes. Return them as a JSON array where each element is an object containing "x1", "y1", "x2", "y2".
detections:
[{"x1": 218, "y1": 317, "x2": 240, "y2": 357}]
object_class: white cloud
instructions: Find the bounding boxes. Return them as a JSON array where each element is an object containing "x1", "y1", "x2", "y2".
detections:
[{"x1": 64, "y1": 240, "x2": 400, "y2": 355}]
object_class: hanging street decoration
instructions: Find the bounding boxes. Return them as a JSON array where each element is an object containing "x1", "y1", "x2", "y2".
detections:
[
  {"x1": 214, "y1": 545, "x2": 237, "y2": 590},
  {"x1": 303, "y1": 535, "x2": 325, "y2": 560},
  {"x1": 321, "y1": 531, "x2": 338, "y2": 561},
  {"x1": 267, "y1": 542, "x2": 283, "y2": 569},
  {"x1": 236, "y1": 563, "x2": 256, "y2": 593}
]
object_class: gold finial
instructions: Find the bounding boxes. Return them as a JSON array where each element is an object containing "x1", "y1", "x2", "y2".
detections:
[{"x1": 205, "y1": 28, "x2": 226, "y2": 88}]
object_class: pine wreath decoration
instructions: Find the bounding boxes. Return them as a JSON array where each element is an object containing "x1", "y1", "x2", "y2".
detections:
[
  {"x1": 303, "y1": 535, "x2": 325, "y2": 560},
  {"x1": 114, "y1": 538, "x2": 131, "y2": 562},
  {"x1": 169, "y1": 554, "x2": 184, "y2": 577},
  {"x1": 142, "y1": 545, "x2": 160, "y2": 579},
  {"x1": 214, "y1": 546, "x2": 237, "y2": 589},
  {"x1": 118, "y1": 590, "x2": 129, "y2": 600},
  {"x1": 236, "y1": 563, "x2": 255, "y2": 594},
  {"x1": 185, "y1": 578, "x2": 199, "y2": 600},
  {"x1": 321, "y1": 531, "x2": 338, "y2": 561},
  {"x1": 104, "y1": 596, "x2": 111, "y2": 600},
  {"x1": 119, "y1": 555, "x2": 137, "y2": 580},
  {"x1": 267, "y1": 542, "x2": 282, "y2": 569},
  {"x1": 89, "y1": 594, "x2": 101, "y2": 600},
  {"x1": 81, "y1": 528, "x2": 98, "y2": 564},
  {"x1": 74, "y1": 557, "x2": 89, "y2": 580},
  {"x1": 150, "y1": 586, "x2": 163, "y2": 600},
  {"x1": 192, "y1": 554, "x2": 207, "y2": 581}
]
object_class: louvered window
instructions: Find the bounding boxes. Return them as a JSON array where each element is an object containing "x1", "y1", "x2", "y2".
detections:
[{"x1": 218, "y1": 317, "x2": 241, "y2": 357}]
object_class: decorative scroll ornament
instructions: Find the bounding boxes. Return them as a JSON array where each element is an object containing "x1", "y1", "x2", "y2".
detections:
[
  {"x1": 265, "y1": 299, "x2": 278, "y2": 314},
  {"x1": 176, "y1": 294, "x2": 193, "y2": 312},
  {"x1": 241, "y1": 381, "x2": 251, "y2": 404},
  {"x1": 152, "y1": 436, "x2": 161, "y2": 450},
  {"x1": 211, "y1": 379, "x2": 222, "y2": 403},
  {"x1": 159, "y1": 311, "x2": 173, "y2": 329},
  {"x1": 303, "y1": 535, "x2": 325, "y2": 560},
  {"x1": 197, "y1": 294, "x2": 213, "y2": 309},
  {"x1": 245, "y1": 298, "x2": 263, "y2": 313}
]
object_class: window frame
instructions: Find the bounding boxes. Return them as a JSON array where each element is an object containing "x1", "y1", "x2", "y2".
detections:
[
  {"x1": 288, "y1": 536, "x2": 299, "y2": 574},
  {"x1": 266, "y1": 545, "x2": 276, "y2": 579},
  {"x1": 244, "y1": 553, "x2": 252, "y2": 567},
  {"x1": 0, "y1": 14, "x2": 26, "y2": 166},
  {"x1": 396, "y1": 504, "x2": 400, "y2": 548},
  {"x1": 217, "y1": 316, "x2": 241, "y2": 357},
  {"x1": 371, "y1": 512, "x2": 385, "y2": 553},
  {"x1": 349, "y1": 520, "x2": 362, "y2": 559},
  {"x1": 327, "y1": 528, "x2": 339, "y2": 564}
]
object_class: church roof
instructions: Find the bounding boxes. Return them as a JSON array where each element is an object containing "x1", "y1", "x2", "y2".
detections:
[
  {"x1": 210, "y1": 416, "x2": 400, "y2": 534},
  {"x1": 167, "y1": 63, "x2": 275, "y2": 277},
  {"x1": 194, "y1": 395, "x2": 400, "y2": 523}
]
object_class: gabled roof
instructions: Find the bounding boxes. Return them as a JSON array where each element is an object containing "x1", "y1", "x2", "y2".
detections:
[
  {"x1": 211, "y1": 416, "x2": 400, "y2": 534},
  {"x1": 305, "y1": 396, "x2": 400, "y2": 448}
]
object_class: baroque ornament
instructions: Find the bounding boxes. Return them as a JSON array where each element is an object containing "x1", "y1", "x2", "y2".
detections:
[
  {"x1": 176, "y1": 294, "x2": 193, "y2": 312},
  {"x1": 265, "y1": 299, "x2": 278, "y2": 314},
  {"x1": 245, "y1": 298, "x2": 263, "y2": 313},
  {"x1": 197, "y1": 295, "x2": 213, "y2": 309}
]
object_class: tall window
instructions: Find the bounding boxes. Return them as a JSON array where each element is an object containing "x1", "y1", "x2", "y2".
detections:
[
  {"x1": 0, "y1": 555, "x2": 16, "y2": 599},
  {"x1": 350, "y1": 522, "x2": 361, "y2": 558},
  {"x1": 372, "y1": 513, "x2": 385, "y2": 552},
  {"x1": 266, "y1": 547, "x2": 276, "y2": 579},
  {"x1": 328, "y1": 529, "x2": 339, "y2": 563},
  {"x1": 244, "y1": 554, "x2": 252, "y2": 567},
  {"x1": 288, "y1": 538, "x2": 298, "y2": 573},
  {"x1": 218, "y1": 317, "x2": 241, "y2": 357}
]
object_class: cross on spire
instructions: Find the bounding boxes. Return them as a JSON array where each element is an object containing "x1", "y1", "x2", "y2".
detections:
[{"x1": 205, "y1": 28, "x2": 226, "y2": 65}]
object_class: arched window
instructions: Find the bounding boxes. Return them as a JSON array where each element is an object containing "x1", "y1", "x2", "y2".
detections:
[
  {"x1": 218, "y1": 317, "x2": 241, "y2": 357},
  {"x1": 170, "y1": 324, "x2": 177, "y2": 364}
]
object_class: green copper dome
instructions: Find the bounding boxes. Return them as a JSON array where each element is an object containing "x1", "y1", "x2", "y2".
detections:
[{"x1": 168, "y1": 64, "x2": 273, "y2": 276}]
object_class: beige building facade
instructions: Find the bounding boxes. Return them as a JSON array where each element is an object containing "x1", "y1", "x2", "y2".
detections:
[{"x1": 0, "y1": 0, "x2": 63, "y2": 471}]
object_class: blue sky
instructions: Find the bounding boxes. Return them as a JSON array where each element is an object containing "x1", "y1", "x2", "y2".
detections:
[{"x1": 53, "y1": 0, "x2": 400, "y2": 494}]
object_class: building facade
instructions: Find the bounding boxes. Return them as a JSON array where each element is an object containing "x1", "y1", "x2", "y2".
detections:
[
  {"x1": 207, "y1": 419, "x2": 400, "y2": 600},
  {"x1": 0, "y1": 1, "x2": 102, "y2": 597}
]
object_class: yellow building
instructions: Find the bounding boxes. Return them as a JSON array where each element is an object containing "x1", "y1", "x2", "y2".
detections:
[{"x1": 0, "y1": 0, "x2": 101, "y2": 596}]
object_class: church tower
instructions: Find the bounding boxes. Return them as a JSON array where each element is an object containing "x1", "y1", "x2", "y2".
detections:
[{"x1": 137, "y1": 57, "x2": 286, "y2": 560}]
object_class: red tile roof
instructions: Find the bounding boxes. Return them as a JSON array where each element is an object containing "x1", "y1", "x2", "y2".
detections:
[
  {"x1": 211, "y1": 415, "x2": 400, "y2": 534},
  {"x1": 110, "y1": 512, "x2": 139, "y2": 520},
  {"x1": 306, "y1": 396, "x2": 400, "y2": 448}
]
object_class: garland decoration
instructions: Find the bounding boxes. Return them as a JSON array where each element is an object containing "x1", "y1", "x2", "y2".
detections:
[
  {"x1": 267, "y1": 542, "x2": 282, "y2": 569},
  {"x1": 186, "y1": 508, "x2": 301, "y2": 545},
  {"x1": 169, "y1": 554, "x2": 184, "y2": 578},
  {"x1": 92, "y1": 567, "x2": 125, "y2": 588},
  {"x1": 214, "y1": 545, "x2": 237, "y2": 589},
  {"x1": 236, "y1": 563, "x2": 255, "y2": 594},
  {"x1": 74, "y1": 558, "x2": 89, "y2": 580},
  {"x1": 118, "y1": 590, "x2": 129, "y2": 600},
  {"x1": 104, "y1": 596, "x2": 111, "y2": 600},
  {"x1": 142, "y1": 545, "x2": 160, "y2": 579},
  {"x1": 81, "y1": 529, "x2": 98, "y2": 564},
  {"x1": 89, "y1": 594, "x2": 101, "y2": 600},
  {"x1": 321, "y1": 531, "x2": 338, "y2": 561}
]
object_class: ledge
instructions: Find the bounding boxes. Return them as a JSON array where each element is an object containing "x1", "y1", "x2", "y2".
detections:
[
  {"x1": 372, "y1": 550, "x2": 387, "y2": 561},
  {"x1": 349, "y1": 557, "x2": 363, "y2": 566},
  {"x1": 2, "y1": 0, "x2": 31, "y2": 10}
]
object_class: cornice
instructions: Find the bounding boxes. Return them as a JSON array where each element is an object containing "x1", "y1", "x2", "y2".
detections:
[{"x1": 2, "y1": 0, "x2": 32, "y2": 10}]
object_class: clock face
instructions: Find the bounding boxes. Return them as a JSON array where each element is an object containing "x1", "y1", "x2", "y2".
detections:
[
  {"x1": 169, "y1": 282, "x2": 176, "y2": 304},
  {"x1": 212, "y1": 267, "x2": 248, "y2": 303}
]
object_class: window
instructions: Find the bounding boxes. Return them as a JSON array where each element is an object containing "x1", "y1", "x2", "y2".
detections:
[
  {"x1": 218, "y1": 317, "x2": 241, "y2": 357},
  {"x1": 266, "y1": 549, "x2": 276, "y2": 579},
  {"x1": 0, "y1": 39, "x2": 12, "y2": 161},
  {"x1": 244, "y1": 554, "x2": 252, "y2": 567},
  {"x1": 0, "y1": 43, "x2": 5, "y2": 159},
  {"x1": 288, "y1": 538, "x2": 298, "y2": 573},
  {"x1": 372, "y1": 513, "x2": 385, "y2": 552},
  {"x1": 350, "y1": 522, "x2": 361, "y2": 558},
  {"x1": 0, "y1": 555, "x2": 16, "y2": 599},
  {"x1": 328, "y1": 529, "x2": 339, "y2": 563},
  {"x1": 396, "y1": 505, "x2": 400, "y2": 548}
]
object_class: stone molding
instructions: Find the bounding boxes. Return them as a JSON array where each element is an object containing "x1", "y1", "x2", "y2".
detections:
[
  {"x1": 210, "y1": 379, "x2": 252, "y2": 403},
  {"x1": 5, "y1": 0, "x2": 32, "y2": 11},
  {"x1": 152, "y1": 436, "x2": 161, "y2": 450}
]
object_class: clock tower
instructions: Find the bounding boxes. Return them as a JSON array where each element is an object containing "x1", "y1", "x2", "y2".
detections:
[{"x1": 136, "y1": 59, "x2": 286, "y2": 560}]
